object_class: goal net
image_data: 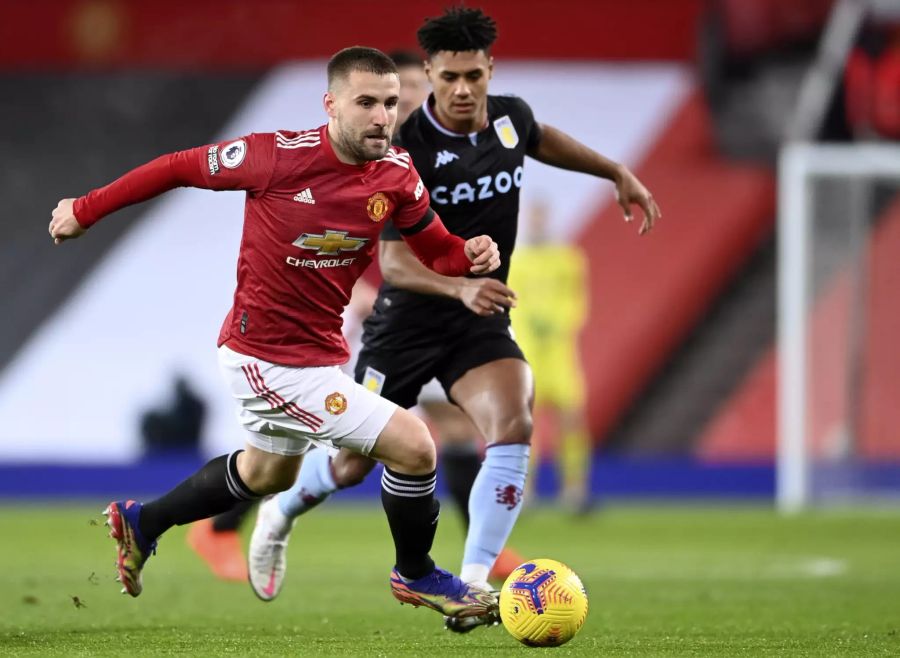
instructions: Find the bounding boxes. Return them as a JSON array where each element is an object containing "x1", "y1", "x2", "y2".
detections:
[{"x1": 778, "y1": 143, "x2": 900, "y2": 512}]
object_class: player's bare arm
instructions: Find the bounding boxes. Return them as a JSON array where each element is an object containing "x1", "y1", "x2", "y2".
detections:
[
  {"x1": 49, "y1": 198, "x2": 86, "y2": 244},
  {"x1": 529, "y1": 123, "x2": 662, "y2": 236},
  {"x1": 380, "y1": 240, "x2": 516, "y2": 316}
]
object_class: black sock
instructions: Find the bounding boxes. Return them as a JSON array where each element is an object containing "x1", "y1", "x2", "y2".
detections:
[
  {"x1": 381, "y1": 467, "x2": 439, "y2": 580},
  {"x1": 211, "y1": 499, "x2": 255, "y2": 533},
  {"x1": 139, "y1": 451, "x2": 259, "y2": 542},
  {"x1": 440, "y1": 444, "x2": 481, "y2": 529}
]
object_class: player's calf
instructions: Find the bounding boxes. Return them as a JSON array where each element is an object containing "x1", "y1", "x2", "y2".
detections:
[
  {"x1": 236, "y1": 447, "x2": 302, "y2": 494},
  {"x1": 331, "y1": 448, "x2": 377, "y2": 488}
]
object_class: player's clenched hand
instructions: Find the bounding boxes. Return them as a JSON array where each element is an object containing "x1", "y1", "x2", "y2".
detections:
[
  {"x1": 458, "y1": 278, "x2": 517, "y2": 317},
  {"x1": 614, "y1": 166, "x2": 661, "y2": 236},
  {"x1": 464, "y1": 235, "x2": 500, "y2": 274},
  {"x1": 49, "y1": 199, "x2": 86, "y2": 245}
]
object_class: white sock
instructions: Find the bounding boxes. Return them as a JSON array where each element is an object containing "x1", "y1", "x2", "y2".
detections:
[
  {"x1": 277, "y1": 447, "x2": 337, "y2": 518},
  {"x1": 461, "y1": 443, "x2": 529, "y2": 578},
  {"x1": 460, "y1": 564, "x2": 490, "y2": 588}
]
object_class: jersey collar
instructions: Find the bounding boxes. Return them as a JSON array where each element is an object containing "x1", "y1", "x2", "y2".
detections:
[
  {"x1": 422, "y1": 95, "x2": 483, "y2": 146},
  {"x1": 320, "y1": 125, "x2": 378, "y2": 174}
]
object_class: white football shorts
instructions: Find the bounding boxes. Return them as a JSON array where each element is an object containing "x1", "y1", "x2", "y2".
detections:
[{"x1": 218, "y1": 344, "x2": 397, "y2": 457}]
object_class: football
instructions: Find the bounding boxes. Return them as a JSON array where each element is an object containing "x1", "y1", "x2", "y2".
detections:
[{"x1": 499, "y1": 558, "x2": 588, "y2": 647}]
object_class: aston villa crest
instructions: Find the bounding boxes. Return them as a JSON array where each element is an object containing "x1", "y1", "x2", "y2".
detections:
[{"x1": 493, "y1": 116, "x2": 519, "y2": 149}]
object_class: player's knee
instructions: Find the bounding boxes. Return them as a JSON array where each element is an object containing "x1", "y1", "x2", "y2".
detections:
[
  {"x1": 398, "y1": 418, "x2": 436, "y2": 473},
  {"x1": 378, "y1": 412, "x2": 435, "y2": 474},
  {"x1": 487, "y1": 412, "x2": 533, "y2": 447},
  {"x1": 332, "y1": 453, "x2": 376, "y2": 488}
]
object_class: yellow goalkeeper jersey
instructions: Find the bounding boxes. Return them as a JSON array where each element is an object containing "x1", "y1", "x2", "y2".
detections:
[{"x1": 508, "y1": 243, "x2": 587, "y2": 407}]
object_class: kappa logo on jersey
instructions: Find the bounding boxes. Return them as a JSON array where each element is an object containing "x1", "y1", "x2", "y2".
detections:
[
  {"x1": 431, "y1": 166, "x2": 524, "y2": 206},
  {"x1": 207, "y1": 145, "x2": 220, "y2": 175},
  {"x1": 434, "y1": 150, "x2": 459, "y2": 168},
  {"x1": 493, "y1": 116, "x2": 519, "y2": 149},
  {"x1": 293, "y1": 188, "x2": 315, "y2": 204},
  {"x1": 362, "y1": 367, "x2": 386, "y2": 395},
  {"x1": 292, "y1": 230, "x2": 368, "y2": 256},
  {"x1": 366, "y1": 192, "x2": 390, "y2": 222},
  {"x1": 220, "y1": 139, "x2": 246, "y2": 168}
]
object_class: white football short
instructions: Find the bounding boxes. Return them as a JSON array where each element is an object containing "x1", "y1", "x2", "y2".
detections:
[{"x1": 218, "y1": 344, "x2": 397, "y2": 457}]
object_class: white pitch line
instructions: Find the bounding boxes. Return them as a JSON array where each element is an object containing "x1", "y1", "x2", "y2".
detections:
[{"x1": 579, "y1": 556, "x2": 849, "y2": 581}]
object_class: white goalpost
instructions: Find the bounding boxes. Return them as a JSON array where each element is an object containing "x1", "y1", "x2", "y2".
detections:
[{"x1": 777, "y1": 143, "x2": 900, "y2": 512}]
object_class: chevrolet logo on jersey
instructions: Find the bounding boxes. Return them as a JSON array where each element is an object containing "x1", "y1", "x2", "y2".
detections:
[
  {"x1": 292, "y1": 230, "x2": 368, "y2": 256},
  {"x1": 493, "y1": 116, "x2": 519, "y2": 149}
]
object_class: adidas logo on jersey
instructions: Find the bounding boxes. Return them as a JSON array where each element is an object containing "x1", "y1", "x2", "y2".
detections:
[
  {"x1": 293, "y1": 188, "x2": 316, "y2": 204},
  {"x1": 434, "y1": 150, "x2": 459, "y2": 168}
]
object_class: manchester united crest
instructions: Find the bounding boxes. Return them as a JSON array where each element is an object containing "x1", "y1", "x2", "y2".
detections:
[
  {"x1": 366, "y1": 192, "x2": 390, "y2": 222},
  {"x1": 325, "y1": 392, "x2": 347, "y2": 415}
]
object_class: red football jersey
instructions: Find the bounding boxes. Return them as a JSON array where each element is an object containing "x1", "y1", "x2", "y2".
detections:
[
  {"x1": 201, "y1": 126, "x2": 430, "y2": 366},
  {"x1": 75, "y1": 125, "x2": 434, "y2": 367}
]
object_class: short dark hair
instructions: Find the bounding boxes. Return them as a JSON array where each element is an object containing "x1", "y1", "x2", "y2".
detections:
[
  {"x1": 417, "y1": 7, "x2": 498, "y2": 56},
  {"x1": 388, "y1": 49, "x2": 425, "y2": 70},
  {"x1": 327, "y1": 46, "x2": 397, "y2": 89}
]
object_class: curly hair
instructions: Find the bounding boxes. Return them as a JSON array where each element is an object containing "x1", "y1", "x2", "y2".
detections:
[{"x1": 416, "y1": 7, "x2": 498, "y2": 56}]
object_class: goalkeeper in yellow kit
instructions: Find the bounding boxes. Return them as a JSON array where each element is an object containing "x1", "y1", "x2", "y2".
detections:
[{"x1": 508, "y1": 200, "x2": 590, "y2": 510}]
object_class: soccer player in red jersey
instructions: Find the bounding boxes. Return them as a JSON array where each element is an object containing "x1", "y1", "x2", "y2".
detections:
[
  {"x1": 48, "y1": 46, "x2": 500, "y2": 620},
  {"x1": 184, "y1": 48, "x2": 461, "y2": 585},
  {"x1": 254, "y1": 9, "x2": 661, "y2": 633}
]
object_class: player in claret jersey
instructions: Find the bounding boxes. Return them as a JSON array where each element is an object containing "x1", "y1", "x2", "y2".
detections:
[
  {"x1": 48, "y1": 46, "x2": 501, "y2": 621},
  {"x1": 256, "y1": 8, "x2": 662, "y2": 633}
]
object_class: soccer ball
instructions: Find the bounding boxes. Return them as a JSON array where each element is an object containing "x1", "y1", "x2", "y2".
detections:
[{"x1": 499, "y1": 558, "x2": 588, "y2": 647}]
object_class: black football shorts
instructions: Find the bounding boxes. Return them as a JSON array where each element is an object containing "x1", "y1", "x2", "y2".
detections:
[{"x1": 354, "y1": 318, "x2": 526, "y2": 409}]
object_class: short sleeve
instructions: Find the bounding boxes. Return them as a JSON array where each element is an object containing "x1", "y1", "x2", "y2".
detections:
[
  {"x1": 199, "y1": 133, "x2": 276, "y2": 195},
  {"x1": 390, "y1": 161, "x2": 431, "y2": 231},
  {"x1": 514, "y1": 97, "x2": 542, "y2": 153}
]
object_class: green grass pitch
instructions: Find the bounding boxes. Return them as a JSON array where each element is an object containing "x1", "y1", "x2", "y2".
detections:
[{"x1": 1, "y1": 503, "x2": 899, "y2": 656}]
